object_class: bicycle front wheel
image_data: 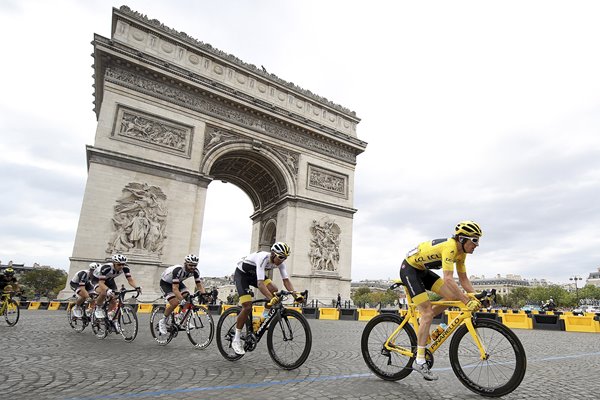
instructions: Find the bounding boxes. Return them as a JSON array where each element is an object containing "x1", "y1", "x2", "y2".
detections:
[
  {"x1": 4, "y1": 299, "x2": 20, "y2": 326},
  {"x1": 449, "y1": 318, "x2": 527, "y2": 397},
  {"x1": 118, "y1": 305, "x2": 138, "y2": 342},
  {"x1": 215, "y1": 306, "x2": 244, "y2": 361},
  {"x1": 67, "y1": 304, "x2": 86, "y2": 333},
  {"x1": 267, "y1": 309, "x2": 312, "y2": 370},
  {"x1": 187, "y1": 305, "x2": 214, "y2": 349},
  {"x1": 361, "y1": 313, "x2": 417, "y2": 381}
]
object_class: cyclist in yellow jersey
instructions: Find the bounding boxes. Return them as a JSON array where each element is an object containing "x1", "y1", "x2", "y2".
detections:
[{"x1": 399, "y1": 220, "x2": 483, "y2": 381}]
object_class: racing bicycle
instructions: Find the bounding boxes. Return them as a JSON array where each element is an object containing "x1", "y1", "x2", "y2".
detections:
[
  {"x1": 216, "y1": 290, "x2": 311, "y2": 370},
  {"x1": 0, "y1": 291, "x2": 20, "y2": 326},
  {"x1": 149, "y1": 291, "x2": 215, "y2": 349},
  {"x1": 361, "y1": 280, "x2": 526, "y2": 397},
  {"x1": 91, "y1": 288, "x2": 140, "y2": 342},
  {"x1": 67, "y1": 294, "x2": 96, "y2": 333}
]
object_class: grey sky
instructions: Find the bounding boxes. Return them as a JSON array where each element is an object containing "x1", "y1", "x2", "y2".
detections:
[{"x1": 1, "y1": 1, "x2": 599, "y2": 284}]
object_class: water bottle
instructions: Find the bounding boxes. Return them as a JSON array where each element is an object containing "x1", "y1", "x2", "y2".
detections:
[
  {"x1": 430, "y1": 323, "x2": 448, "y2": 340},
  {"x1": 107, "y1": 310, "x2": 116, "y2": 320},
  {"x1": 175, "y1": 312, "x2": 184, "y2": 326}
]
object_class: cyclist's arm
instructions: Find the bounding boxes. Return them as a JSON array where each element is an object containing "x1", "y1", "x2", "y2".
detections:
[
  {"x1": 171, "y1": 282, "x2": 185, "y2": 301},
  {"x1": 195, "y1": 281, "x2": 206, "y2": 294},
  {"x1": 257, "y1": 280, "x2": 273, "y2": 299},
  {"x1": 126, "y1": 276, "x2": 138, "y2": 289},
  {"x1": 442, "y1": 270, "x2": 470, "y2": 304},
  {"x1": 282, "y1": 278, "x2": 295, "y2": 293},
  {"x1": 457, "y1": 271, "x2": 476, "y2": 294}
]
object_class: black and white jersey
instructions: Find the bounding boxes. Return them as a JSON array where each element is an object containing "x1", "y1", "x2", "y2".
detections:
[
  {"x1": 69, "y1": 269, "x2": 94, "y2": 286},
  {"x1": 160, "y1": 265, "x2": 202, "y2": 284},
  {"x1": 236, "y1": 251, "x2": 289, "y2": 281},
  {"x1": 93, "y1": 263, "x2": 131, "y2": 281}
]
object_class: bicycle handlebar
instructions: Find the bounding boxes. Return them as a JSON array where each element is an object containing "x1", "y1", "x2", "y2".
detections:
[
  {"x1": 273, "y1": 289, "x2": 309, "y2": 303},
  {"x1": 117, "y1": 288, "x2": 141, "y2": 300}
]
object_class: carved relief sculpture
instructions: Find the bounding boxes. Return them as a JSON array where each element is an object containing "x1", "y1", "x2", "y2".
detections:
[
  {"x1": 309, "y1": 217, "x2": 341, "y2": 272},
  {"x1": 106, "y1": 183, "x2": 168, "y2": 255},
  {"x1": 307, "y1": 164, "x2": 348, "y2": 198}
]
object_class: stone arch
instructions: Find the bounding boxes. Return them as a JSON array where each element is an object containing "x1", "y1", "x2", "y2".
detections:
[
  {"x1": 200, "y1": 141, "x2": 297, "y2": 212},
  {"x1": 61, "y1": 7, "x2": 366, "y2": 303}
]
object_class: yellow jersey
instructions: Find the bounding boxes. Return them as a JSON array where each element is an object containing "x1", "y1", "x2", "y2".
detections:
[{"x1": 405, "y1": 238, "x2": 466, "y2": 273}]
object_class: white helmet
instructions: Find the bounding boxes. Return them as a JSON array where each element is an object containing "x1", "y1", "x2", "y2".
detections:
[
  {"x1": 184, "y1": 254, "x2": 199, "y2": 265},
  {"x1": 111, "y1": 254, "x2": 128, "y2": 264},
  {"x1": 89, "y1": 262, "x2": 100, "y2": 270}
]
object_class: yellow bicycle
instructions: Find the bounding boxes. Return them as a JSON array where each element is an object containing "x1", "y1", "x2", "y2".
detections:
[
  {"x1": 0, "y1": 291, "x2": 20, "y2": 326},
  {"x1": 361, "y1": 280, "x2": 526, "y2": 397}
]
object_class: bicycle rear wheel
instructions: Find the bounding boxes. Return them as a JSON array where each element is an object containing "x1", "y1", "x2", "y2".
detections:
[
  {"x1": 67, "y1": 305, "x2": 87, "y2": 333},
  {"x1": 449, "y1": 318, "x2": 527, "y2": 397},
  {"x1": 216, "y1": 306, "x2": 244, "y2": 361},
  {"x1": 267, "y1": 308, "x2": 312, "y2": 370},
  {"x1": 361, "y1": 314, "x2": 417, "y2": 381},
  {"x1": 118, "y1": 305, "x2": 138, "y2": 342},
  {"x1": 150, "y1": 305, "x2": 173, "y2": 345},
  {"x1": 4, "y1": 299, "x2": 20, "y2": 326},
  {"x1": 187, "y1": 305, "x2": 214, "y2": 349}
]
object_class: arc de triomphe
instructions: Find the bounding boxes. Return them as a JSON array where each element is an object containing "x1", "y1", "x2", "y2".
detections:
[{"x1": 61, "y1": 6, "x2": 367, "y2": 303}]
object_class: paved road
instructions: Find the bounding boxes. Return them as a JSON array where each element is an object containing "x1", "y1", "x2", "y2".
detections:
[{"x1": 1, "y1": 310, "x2": 599, "y2": 399}]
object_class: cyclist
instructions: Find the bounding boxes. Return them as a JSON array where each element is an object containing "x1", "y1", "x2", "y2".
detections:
[
  {"x1": 91, "y1": 254, "x2": 141, "y2": 319},
  {"x1": 231, "y1": 242, "x2": 304, "y2": 355},
  {"x1": 68, "y1": 263, "x2": 100, "y2": 318},
  {"x1": 157, "y1": 254, "x2": 207, "y2": 335},
  {"x1": 0, "y1": 267, "x2": 19, "y2": 294},
  {"x1": 399, "y1": 220, "x2": 483, "y2": 381}
]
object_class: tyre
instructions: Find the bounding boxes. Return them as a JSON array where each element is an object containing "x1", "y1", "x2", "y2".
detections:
[
  {"x1": 361, "y1": 314, "x2": 417, "y2": 381},
  {"x1": 67, "y1": 305, "x2": 87, "y2": 333},
  {"x1": 91, "y1": 313, "x2": 108, "y2": 339},
  {"x1": 4, "y1": 299, "x2": 20, "y2": 326},
  {"x1": 150, "y1": 305, "x2": 173, "y2": 345},
  {"x1": 216, "y1": 306, "x2": 245, "y2": 361},
  {"x1": 267, "y1": 308, "x2": 312, "y2": 370},
  {"x1": 449, "y1": 318, "x2": 527, "y2": 397},
  {"x1": 118, "y1": 305, "x2": 138, "y2": 342},
  {"x1": 187, "y1": 305, "x2": 214, "y2": 349}
]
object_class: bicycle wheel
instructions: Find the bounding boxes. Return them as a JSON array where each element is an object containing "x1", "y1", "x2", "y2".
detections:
[
  {"x1": 118, "y1": 305, "x2": 138, "y2": 342},
  {"x1": 267, "y1": 308, "x2": 312, "y2": 370},
  {"x1": 187, "y1": 306, "x2": 214, "y2": 349},
  {"x1": 91, "y1": 314, "x2": 108, "y2": 339},
  {"x1": 216, "y1": 306, "x2": 245, "y2": 361},
  {"x1": 361, "y1": 313, "x2": 417, "y2": 381},
  {"x1": 4, "y1": 299, "x2": 20, "y2": 326},
  {"x1": 150, "y1": 306, "x2": 173, "y2": 345},
  {"x1": 67, "y1": 305, "x2": 87, "y2": 333},
  {"x1": 449, "y1": 318, "x2": 527, "y2": 397}
]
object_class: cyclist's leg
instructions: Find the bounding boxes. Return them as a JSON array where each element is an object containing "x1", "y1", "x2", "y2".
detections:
[
  {"x1": 94, "y1": 281, "x2": 108, "y2": 317},
  {"x1": 232, "y1": 269, "x2": 256, "y2": 354}
]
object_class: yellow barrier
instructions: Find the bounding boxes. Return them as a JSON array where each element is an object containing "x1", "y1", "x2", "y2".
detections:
[
  {"x1": 221, "y1": 304, "x2": 237, "y2": 313},
  {"x1": 501, "y1": 313, "x2": 533, "y2": 330},
  {"x1": 319, "y1": 307, "x2": 340, "y2": 320},
  {"x1": 48, "y1": 302, "x2": 61, "y2": 310},
  {"x1": 253, "y1": 305, "x2": 265, "y2": 315},
  {"x1": 357, "y1": 308, "x2": 379, "y2": 321},
  {"x1": 562, "y1": 314, "x2": 600, "y2": 333},
  {"x1": 137, "y1": 304, "x2": 154, "y2": 313},
  {"x1": 28, "y1": 302, "x2": 41, "y2": 310}
]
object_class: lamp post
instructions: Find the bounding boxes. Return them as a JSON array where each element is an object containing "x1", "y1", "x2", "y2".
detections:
[{"x1": 569, "y1": 276, "x2": 582, "y2": 304}]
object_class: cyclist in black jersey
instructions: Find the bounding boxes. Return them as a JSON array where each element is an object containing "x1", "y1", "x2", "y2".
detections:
[
  {"x1": 91, "y1": 254, "x2": 141, "y2": 319},
  {"x1": 68, "y1": 263, "x2": 99, "y2": 317},
  {"x1": 157, "y1": 254, "x2": 207, "y2": 335},
  {"x1": 399, "y1": 221, "x2": 483, "y2": 381},
  {"x1": 231, "y1": 242, "x2": 304, "y2": 355}
]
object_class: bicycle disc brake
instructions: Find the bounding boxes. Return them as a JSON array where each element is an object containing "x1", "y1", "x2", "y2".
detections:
[{"x1": 244, "y1": 332, "x2": 258, "y2": 352}]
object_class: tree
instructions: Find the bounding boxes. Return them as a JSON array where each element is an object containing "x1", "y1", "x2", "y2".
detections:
[
  {"x1": 506, "y1": 287, "x2": 531, "y2": 308},
  {"x1": 21, "y1": 267, "x2": 67, "y2": 299}
]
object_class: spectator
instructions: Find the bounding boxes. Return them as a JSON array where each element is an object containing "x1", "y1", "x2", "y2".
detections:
[{"x1": 335, "y1": 293, "x2": 341, "y2": 308}]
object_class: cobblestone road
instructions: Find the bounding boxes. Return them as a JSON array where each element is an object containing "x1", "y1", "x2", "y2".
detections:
[{"x1": 1, "y1": 310, "x2": 599, "y2": 399}]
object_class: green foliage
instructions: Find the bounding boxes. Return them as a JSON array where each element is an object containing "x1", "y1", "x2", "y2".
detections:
[
  {"x1": 499, "y1": 284, "x2": 600, "y2": 309},
  {"x1": 351, "y1": 287, "x2": 398, "y2": 308},
  {"x1": 20, "y1": 267, "x2": 67, "y2": 299}
]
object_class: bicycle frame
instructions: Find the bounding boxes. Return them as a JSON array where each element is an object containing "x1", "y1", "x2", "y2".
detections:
[
  {"x1": 172, "y1": 292, "x2": 211, "y2": 331},
  {"x1": 385, "y1": 286, "x2": 488, "y2": 360}
]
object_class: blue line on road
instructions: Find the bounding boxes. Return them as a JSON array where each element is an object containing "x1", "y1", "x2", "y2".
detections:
[{"x1": 67, "y1": 351, "x2": 600, "y2": 400}]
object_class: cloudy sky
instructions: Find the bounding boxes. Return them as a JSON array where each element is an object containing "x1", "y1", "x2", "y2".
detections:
[{"x1": 1, "y1": 0, "x2": 599, "y2": 285}]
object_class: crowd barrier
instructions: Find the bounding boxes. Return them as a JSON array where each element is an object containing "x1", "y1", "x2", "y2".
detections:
[{"x1": 14, "y1": 302, "x2": 600, "y2": 333}]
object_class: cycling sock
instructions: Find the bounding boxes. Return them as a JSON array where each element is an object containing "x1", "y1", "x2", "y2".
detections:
[
  {"x1": 416, "y1": 346, "x2": 426, "y2": 364},
  {"x1": 234, "y1": 328, "x2": 242, "y2": 341}
]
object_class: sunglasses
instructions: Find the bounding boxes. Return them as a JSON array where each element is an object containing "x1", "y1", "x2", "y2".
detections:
[
  {"x1": 460, "y1": 236, "x2": 480, "y2": 244},
  {"x1": 275, "y1": 255, "x2": 287, "y2": 261}
]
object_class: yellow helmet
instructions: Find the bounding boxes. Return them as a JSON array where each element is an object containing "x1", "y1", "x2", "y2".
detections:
[
  {"x1": 4, "y1": 267, "x2": 14, "y2": 275},
  {"x1": 455, "y1": 221, "x2": 483, "y2": 237}
]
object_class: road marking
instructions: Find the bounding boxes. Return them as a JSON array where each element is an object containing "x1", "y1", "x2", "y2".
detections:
[{"x1": 68, "y1": 351, "x2": 600, "y2": 400}]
